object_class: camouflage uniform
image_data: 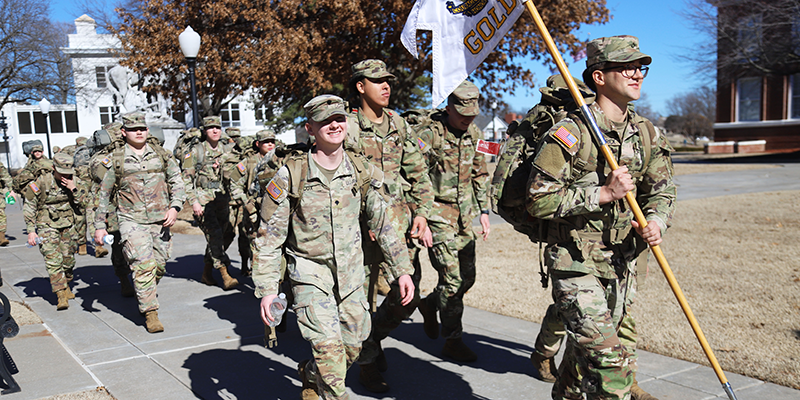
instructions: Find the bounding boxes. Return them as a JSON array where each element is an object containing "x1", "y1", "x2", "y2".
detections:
[
  {"x1": 527, "y1": 36, "x2": 675, "y2": 400},
  {"x1": 0, "y1": 162, "x2": 13, "y2": 244},
  {"x1": 69, "y1": 137, "x2": 90, "y2": 254},
  {"x1": 416, "y1": 81, "x2": 490, "y2": 342},
  {"x1": 12, "y1": 147, "x2": 52, "y2": 194},
  {"x1": 89, "y1": 125, "x2": 130, "y2": 282},
  {"x1": 182, "y1": 116, "x2": 236, "y2": 276},
  {"x1": 95, "y1": 113, "x2": 186, "y2": 314},
  {"x1": 226, "y1": 129, "x2": 273, "y2": 276},
  {"x1": 253, "y1": 95, "x2": 412, "y2": 400},
  {"x1": 345, "y1": 60, "x2": 434, "y2": 371},
  {"x1": 23, "y1": 154, "x2": 88, "y2": 294}
]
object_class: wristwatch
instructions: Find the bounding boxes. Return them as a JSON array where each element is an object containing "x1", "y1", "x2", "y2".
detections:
[{"x1": 481, "y1": 209, "x2": 490, "y2": 215}]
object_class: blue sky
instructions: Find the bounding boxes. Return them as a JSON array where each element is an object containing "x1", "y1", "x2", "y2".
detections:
[{"x1": 50, "y1": 0, "x2": 708, "y2": 116}]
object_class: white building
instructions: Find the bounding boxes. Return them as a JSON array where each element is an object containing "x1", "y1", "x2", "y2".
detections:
[
  {"x1": 0, "y1": 15, "x2": 294, "y2": 169},
  {"x1": 481, "y1": 116, "x2": 508, "y2": 141}
]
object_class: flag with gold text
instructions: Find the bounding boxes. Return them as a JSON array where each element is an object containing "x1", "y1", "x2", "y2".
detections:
[{"x1": 401, "y1": 0, "x2": 525, "y2": 107}]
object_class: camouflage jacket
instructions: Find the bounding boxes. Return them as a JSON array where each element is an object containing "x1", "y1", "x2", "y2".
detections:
[
  {"x1": 88, "y1": 151, "x2": 119, "y2": 231},
  {"x1": 226, "y1": 148, "x2": 263, "y2": 214},
  {"x1": 23, "y1": 173, "x2": 88, "y2": 232},
  {"x1": 0, "y1": 164, "x2": 12, "y2": 205},
  {"x1": 252, "y1": 150, "x2": 412, "y2": 298},
  {"x1": 416, "y1": 118, "x2": 490, "y2": 238},
  {"x1": 95, "y1": 144, "x2": 186, "y2": 229},
  {"x1": 181, "y1": 141, "x2": 232, "y2": 206},
  {"x1": 347, "y1": 107, "x2": 434, "y2": 231},
  {"x1": 527, "y1": 102, "x2": 676, "y2": 279}
]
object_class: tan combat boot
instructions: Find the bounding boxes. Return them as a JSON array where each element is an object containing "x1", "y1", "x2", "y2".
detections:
[
  {"x1": 297, "y1": 360, "x2": 319, "y2": 400},
  {"x1": 78, "y1": 244, "x2": 87, "y2": 255},
  {"x1": 201, "y1": 261, "x2": 217, "y2": 286},
  {"x1": 0, "y1": 233, "x2": 9, "y2": 247},
  {"x1": 530, "y1": 352, "x2": 558, "y2": 383},
  {"x1": 64, "y1": 285, "x2": 76, "y2": 300},
  {"x1": 442, "y1": 338, "x2": 477, "y2": 363},
  {"x1": 95, "y1": 245, "x2": 109, "y2": 258},
  {"x1": 145, "y1": 310, "x2": 164, "y2": 333},
  {"x1": 417, "y1": 297, "x2": 439, "y2": 339},
  {"x1": 56, "y1": 289, "x2": 69, "y2": 310},
  {"x1": 120, "y1": 276, "x2": 135, "y2": 298},
  {"x1": 219, "y1": 266, "x2": 239, "y2": 290},
  {"x1": 631, "y1": 373, "x2": 659, "y2": 400}
]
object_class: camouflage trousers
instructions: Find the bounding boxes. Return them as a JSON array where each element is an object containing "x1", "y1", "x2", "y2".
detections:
[
  {"x1": 0, "y1": 203, "x2": 6, "y2": 232},
  {"x1": 358, "y1": 246, "x2": 421, "y2": 365},
  {"x1": 72, "y1": 208, "x2": 86, "y2": 246},
  {"x1": 198, "y1": 196, "x2": 233, "y2": 269},
  {"x1": 550, "y1": 270, "x2": 637, "y2": 400},
  {"x1": 294, "y1": 281, "x2": 369, "y2": 400},
  {"x1": 425, "y1": 232, "x2": 477, "y2": 340},
  {"x1": 37, "y1": 225, "x2": 76, "y2": 292},
  {"x1": 227, "y1": 203, "x2": 252, "y2": 265},
  {"x1": 120, "y1": 221, "x2": 171, "y2": 314}
]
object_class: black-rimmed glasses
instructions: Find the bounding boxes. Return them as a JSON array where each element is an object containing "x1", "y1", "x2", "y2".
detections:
[{"x1": 601, "y1": 65, "x2": 649, "y2": 79}]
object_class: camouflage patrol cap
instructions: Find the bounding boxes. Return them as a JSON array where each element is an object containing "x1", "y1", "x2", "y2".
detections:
[
  {"x1": 586, "y1": 35, "x2": 652, "y2": 68},
  {"x1": 121, "y1": 112, "x2": 147, "y2": 130},
  {"x1": 256, "y1": 129, "x2": 276, "y2": 142},
  {"x1": 31, "y1": 144, "x2": 43, "y2": 153},
  {"x1": 103, "y1": 121, "x2": 123, "y2": 140},
  {"x1": 351, "y1": 59, "x2": 396, "y2": 81},
  {"x1": 448, "y1": 81, "x2": 480, "y2": 117},
  {"x1": 75, "y1": 136, "x2": 88, "y2": 147},
  {"x1": 225, "y1": 127, "x2": 241, "y2": 138},
  {"x1": 202, "y1": 116, "x2": 222, "y2": 129},
  {"x1": 53, "y1": 146, "x2": 62, "y2": 154},
  {"x1": 53, "y1": 153, "x2": 75, "y2": 175},
  {"x1": 304, "y1": 95, "x2": 347, "y2": 123}
]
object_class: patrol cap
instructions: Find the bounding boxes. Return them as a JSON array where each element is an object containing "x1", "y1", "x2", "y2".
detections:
[
  {"x1": 448, "y1": 81, "x2": 480, "y2": 117},
  {"x1": 304, "y1": 95, "x2": 347, "y2": 123},
  {"x1": 586, "y1": 35, "x2": 651, "y2": 68},
  {"x1": 75, "y1": 136, "x2": 88, "y2": 147},
  {"x1": 202, "y1": 116, "x2": 222, "y2": 129},
  {"x1": 31, "y1": 144, "x2": 43, "y2": 153},
  {"x1": 121, "y1": 112, "x2": 147, "y2": 130},
  {"x1": 351, "y1": 59, "x2": 396, "y2": 81},
  {"x1": 256, "y1": 129, "x2": 276, "y2": 142},
  {"x1": 53, "y1": 153, "x2": 75, "y2": 175},
  {"x1": 225, "y1": 127, "x2": 241, "y2": 138}
]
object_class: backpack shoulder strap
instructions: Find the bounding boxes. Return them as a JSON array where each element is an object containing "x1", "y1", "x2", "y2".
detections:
[{"x1": 632, "y1": 114, "x2": 655, "y2": 169}]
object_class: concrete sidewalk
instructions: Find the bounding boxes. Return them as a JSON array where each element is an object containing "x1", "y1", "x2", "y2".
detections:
[{"x1": 0, "y1": 159, "x2": 798, "y2": 399}]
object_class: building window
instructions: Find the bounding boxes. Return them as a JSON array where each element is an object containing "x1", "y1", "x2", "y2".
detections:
[
  {"x1": 737, "y1": 77, "x2": 761, "y2": 122},
  {"x1": 791, "y1": 74, "x2": 800, "y2": 119},
  {"x1": 16, "y1": 111, "x2": 80, "y2": 134},
  {"x1": 96, "y1": 66, "x2": 110, "y2": 88},
  {"x1": 737, "y1": 14, "x2": 762, "y2": 63},
  {"x1": 255, "y1": 103, "x2": 271, "y2": 124},
  {"x1": 220, "y1": 103, "x2": 241, "y2": 127},
  {"x1": 99, "y1": 106, "x2": 119, "y2": 125}
]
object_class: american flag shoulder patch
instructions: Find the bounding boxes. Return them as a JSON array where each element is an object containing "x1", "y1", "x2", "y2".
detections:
[
  {"x1": 417, "y1": 137, "x2": 428, "y2": 152},
  {"x1": 237, "y1": 163, "x2": 246, "y2": 173},
  {"x1": 184, "y1": 152, "x2": 192, "y2": 159},
  {"x1": 101, "y1": 156, "x2": 111, "y2": 167},
  {"x1": 29, "y1": 182, "x2": 39, "y2": 193},
  {"x1": 266, "y1": 179, "x2": 283, "y2": 201},
  {"x1": 553, "y1": 126, "x2": 577, "y2": 149}
]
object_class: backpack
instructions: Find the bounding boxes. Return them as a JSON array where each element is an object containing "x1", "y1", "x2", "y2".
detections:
[
  {"x1": 401, "y1": 108, "x2": 448, "y2": 156},
  {"x1": 259, "y1": 148, "x2": 374, "y2": 225},
  {"x1": 173, "y1": 128, "x2": 202, "y2": 160},
  {"x1": 12, "y1": 157, "x2": 52, "y2": 193}
]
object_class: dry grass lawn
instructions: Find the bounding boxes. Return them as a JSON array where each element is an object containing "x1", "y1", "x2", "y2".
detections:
[{"x1": 417, "y1": 160, "x2": 800, "y2": 389}]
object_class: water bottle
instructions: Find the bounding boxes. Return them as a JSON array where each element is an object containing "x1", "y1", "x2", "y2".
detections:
[
  {"x1": 26, "y1": 237, "x2": 42, "y2": 248},
  {"x1": 4, "y1": 192, "x2": 14, "y2": 205},
  {"x1": 267, "y1": 293, "x2": 288, "y2": 327},
  {"x1": 93, "y1": 235, "x2": 114, "y2": 245}
]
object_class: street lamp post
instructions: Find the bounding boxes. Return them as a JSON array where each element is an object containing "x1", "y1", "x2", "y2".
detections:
[
  {"x1": 491, "y1": 101, "x2": 498, "y2": 141},
  {"x1": 0, "y1": 112, "x2": 9, "y2": 168},
  {"x1": 179, "y1": 26, "x2": 201, "y2": 128},
  {"x1": 38, "y1": 98, "x2": 53, "y2": 159}
]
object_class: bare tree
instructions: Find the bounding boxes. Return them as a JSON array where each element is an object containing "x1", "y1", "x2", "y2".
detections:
[
  {"x1": 665, "y1": 86, "x2": 716, "y2": 142},
  {"x1": 633, "y1": 92, "x2": 661, "y2": 123},
  {"x1": 681, "y1": 0, "x2": 800, "y2": 83},
  {"x1": 0, "y1": 0, "x2": 72, "y2": 109}
]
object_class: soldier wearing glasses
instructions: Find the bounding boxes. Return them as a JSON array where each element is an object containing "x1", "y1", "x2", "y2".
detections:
[{"x1": 527, "y1": 36, "x2": 675, "y2": 400}]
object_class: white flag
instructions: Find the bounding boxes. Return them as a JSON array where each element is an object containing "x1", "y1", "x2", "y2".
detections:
[{"x1": 401, "y1": 0, "x2": 525, "y2": 107}]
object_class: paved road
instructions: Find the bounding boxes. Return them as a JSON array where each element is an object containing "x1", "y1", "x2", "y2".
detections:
[{"x1": 0, "y1": 152, "x2": 798, "y2": 399}]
